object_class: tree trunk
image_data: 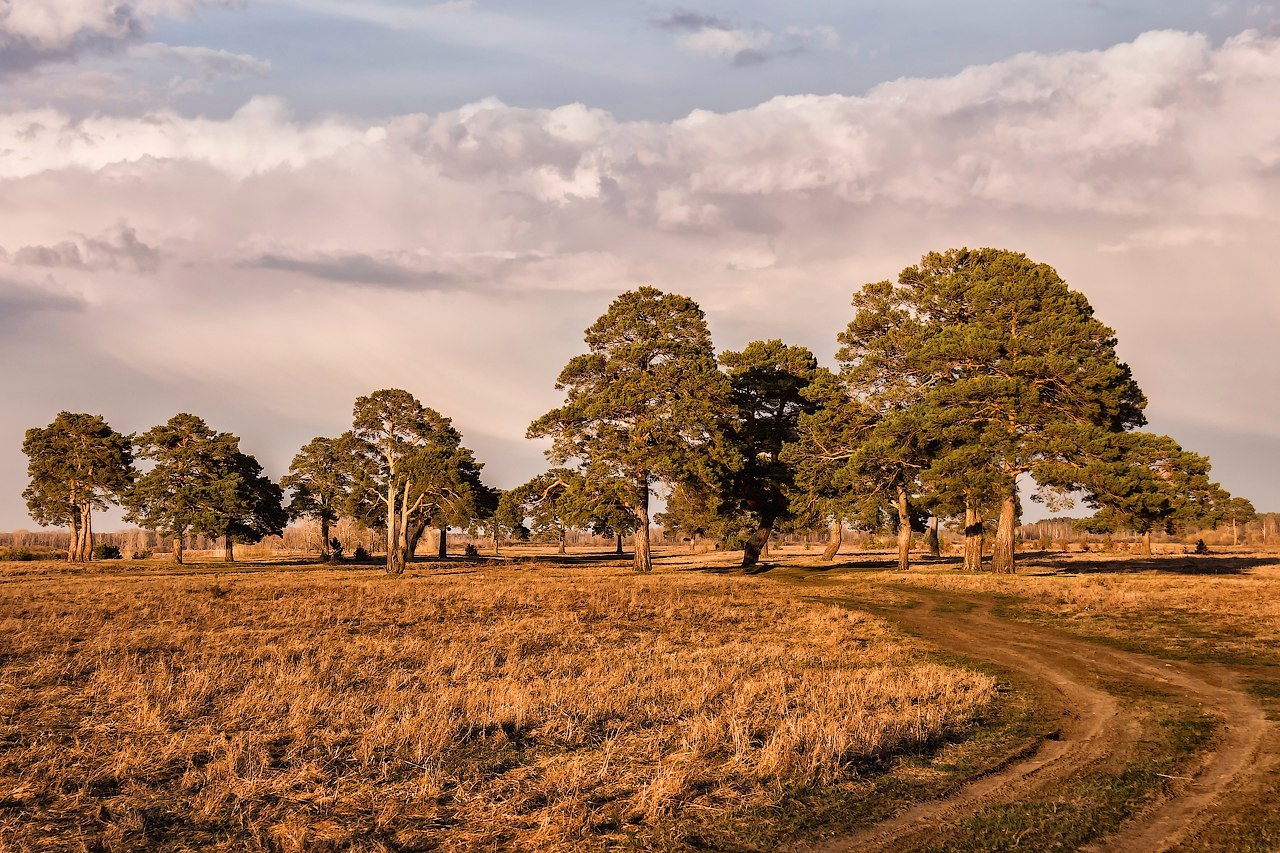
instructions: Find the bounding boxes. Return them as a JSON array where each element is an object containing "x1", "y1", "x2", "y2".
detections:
[
  {"x1": 820, "y1": 520, "x2": 842, "y2": 562},
  {"x1": 438, "y1": 526, "x2": 447, "y2": 559},
  {"x1": 1142, "y1": 530, "x2": 1152, "y2": 556},
  {"x1": 558, "y1": 530, "x2": 566, "y2": 555},
  {"x1": 320, "y1": 515, "x2": 331, "y2": 560},
  {"x1": 224, "y1": 535, "x2": 234, "y2": 562},
  {"x1": 386, "y1": 481, "x2": 403, "y2": 575},
  {"x1": 615, "y1": 533, "x2": 623, "y2": 555},
  {"x1": 992, "y1": 493, "x2": 1018, "y2": 574},
  {"x1": 896, "y1": 487, "x2": 912, "y2": 571},
  {"x1": 81, "y1": 505, "x2": 94, "y2": 561},
  {"x1": 927, "y1": 516, "x2": 941, "y2": 558},
  {"x1": 405, "y1": 521, "x2": 427, "y2": 562},
  {"x1": 68, "y1": 515, "x2": 82, "y2": 562},
  {"x1": 174, "y1": 536, "x2": 185, "y2": 565},
  {"x1": 1232, "y1": 519, "x2": 1239, "y2": 547},
  {"x1": 963, "y1": 501, "x2": 983, "y2": 572},
  {"x1": 632, "y1": 487, "x2": 652, "y2": 573},
  {"x1": 493, "y1": 529, "x2": 500, "y2": 556},
  {"x1": 741, "y1": 515, "x2": 776, "y2": 568}
]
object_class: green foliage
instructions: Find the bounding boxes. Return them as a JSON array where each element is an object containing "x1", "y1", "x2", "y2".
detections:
[
  {"x1": 283, "y1": 435, "x2": 357, "y2": 528},
  {"x1": 92, "y1": 543, "x2": 123, "y2": 560},
  {"x1": 713, "y1": 340, "x2": 824, "y2": 562},
  {"x1": 507, "y1": 469, "x2": 584, "y2": 549},
  {"x1": 348, "y1": 389, "x2": 489, "y2": 572},
  {"x1": 22, "y1": 411, "x2": 133, "y2": 560},
  {"x1": 124, "y1": 414, "x2": 284, "y2": 551},
  {"x1": 528, "y1": 287, "x2": 732, "y2": 571},
  {"x1": 1067, "y1": 432, "x2": 1225, "y2": 536},
  {"x1": 782, "y1": 368, "x2": 877, "y2": 531}
]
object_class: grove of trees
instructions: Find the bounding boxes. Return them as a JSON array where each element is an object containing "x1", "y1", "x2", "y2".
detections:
[{"x1": 19, "y1": 248, "x2": 1256, "y2": 571}]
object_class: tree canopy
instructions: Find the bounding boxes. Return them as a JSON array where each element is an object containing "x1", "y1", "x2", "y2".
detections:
[
  {"x1": 838, "y1": 248, "x2": 1148, "y2": 572},
  {"x1": 22, "y1": 412, "x2": 133, "y2": 562},
  {"x1": 528, "y1": 287, "x2": 732, "y2": 572},
  {"x1": 124, "y1": 413, "x2": 283, "y2": 564}
]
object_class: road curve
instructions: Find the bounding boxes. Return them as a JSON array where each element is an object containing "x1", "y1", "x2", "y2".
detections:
[{"x1": 803, "y1": 587, "x2": 1270, "y2": 853}]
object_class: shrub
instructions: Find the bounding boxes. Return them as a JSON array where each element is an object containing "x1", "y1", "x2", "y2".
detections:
[
  {"x1": 352, "y1": 545, "x2": 370, "y2": 562},
  {"x1": 131, "y1": 549, "x2": 153, "y2": 560},
  {"x1": 92, "y1": 544, "x2": 123, "y2": 560}
]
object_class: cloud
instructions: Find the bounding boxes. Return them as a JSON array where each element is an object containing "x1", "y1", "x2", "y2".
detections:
[
  {"x1": 11, "y1": 223, "x2": 159, "y2": 272},
  {"x1": 131, "y1": 42, "x2": 270, "y2": 77},
  {"x1": 1, "y1": 28, "x2": 1280, "y2": 523},
  {"x1": 0, "y1": 277, "x2": 85, "y2": 321},
  {"x1": 0, "y1": 0, "x2": 239, "y2": 76},
  {"x1": 653, "y1": 10, "x2": 840, "y2": 66},
  {"x1": 250, "y1": 251, "x2": 461, "y2": 290}
]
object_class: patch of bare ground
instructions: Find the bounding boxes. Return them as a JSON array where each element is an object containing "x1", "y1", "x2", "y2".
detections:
[{"x1": 0, "y1": 559, "x2": 1003, "y2": 851}]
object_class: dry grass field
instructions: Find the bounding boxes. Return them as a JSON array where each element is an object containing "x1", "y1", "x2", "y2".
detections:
[{"x1": 0, "y1": 556, "x2": 1002, "y2": 852}]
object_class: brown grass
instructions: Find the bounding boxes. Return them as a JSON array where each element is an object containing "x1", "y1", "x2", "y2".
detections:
[{"x1": 0, "y1": 560, "x2": 996, "y2": 851}]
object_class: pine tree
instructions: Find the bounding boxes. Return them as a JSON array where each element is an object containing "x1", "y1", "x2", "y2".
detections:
[
  {"x1": 218, "y1": 450, "x2": 287, "y2": 561},
  {"x1": 781, "y1": 369, "x2": 877, "y2": 562},
  {"x1": 1220, "y1": 496, "x2": 1257, "y2": 547},
  {"x1": 507, "y1": 469, "x2": 587, "y2": 555},
  {"x1": 348, "y1": 390, "x2": 486, "y2": 572},
  {"x1": 528, "y1": 287, "x2": 732, "y2": 572},
  {"x1": 1068, "y1": 432, "x2": 1222, "y2": 555},
  {"x1": 841, "y1": 249, "x2": 1147, "y2": 574},
  {"x1": 718, "y1": 340, "x2": 824, "y2": 567},
  {"x1": 22, "y1": 412, "x2": 133, "y2": 562},
  {"x1": 282, "y1": 435, "x2": 355, "y2": 560},
  {"x1": 124, "y1": 414, "x2": 254, "y2": 564}
]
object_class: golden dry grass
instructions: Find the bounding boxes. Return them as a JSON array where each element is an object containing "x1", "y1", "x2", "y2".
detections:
[{"x1": 0, "y1": 560, "x2": 997, "y2": 851}]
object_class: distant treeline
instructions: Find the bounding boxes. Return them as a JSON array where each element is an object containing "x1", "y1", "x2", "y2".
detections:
[{"x1": 19, "y1": 248, "x2": 1260, "y2": 574}]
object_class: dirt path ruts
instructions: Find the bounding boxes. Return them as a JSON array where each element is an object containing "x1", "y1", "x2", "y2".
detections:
[{"x1": 805, "y1": 588, "x2": 1270, "y2": 853}]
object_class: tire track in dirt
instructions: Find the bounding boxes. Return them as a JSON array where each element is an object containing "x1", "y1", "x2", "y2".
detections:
[{"x1": 804, "y1": 588, "x2": 1270, "y2": 853}]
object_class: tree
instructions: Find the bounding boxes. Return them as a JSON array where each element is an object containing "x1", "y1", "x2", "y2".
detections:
[
  {"x1": 124, "y1": 414, "x2": 246, "y2": 564},
  {"x1": 528, "y1": 287, "x2": 733, "y2": 572},
  {"x1": 22, "y1": 412, "x2": 133, "y2": 562},
  {"x1": 1220, "y1": 496, "x2": 1257, "y2": 547},
  {"x1": 782, "y1": 369, "x2": 876, "y2": 562},
  {"x1": 491, "y1": 490, "x2": 531, "y2": 553},
  {"x1": 717, "y1": 340, "x2": 824, "y2": 567},
  {"x1": 348, "y1": 390, "x2": 484, "y2": 573},
  {"x1": 218, "y1": 450, "x2": 287, "y2": 561},
  {"x1": 840, "y1": 249, "x2": 1147, "y2": 574},
  {"x1": 507, "y1": 469, "x2": 587, "y2": 555},
  {"x1": 282, "y1": 435, "x2": 355, "y2": 560},
  {"x1": 1068, "y1": 432, "x2": 1223, "y2": 555}
]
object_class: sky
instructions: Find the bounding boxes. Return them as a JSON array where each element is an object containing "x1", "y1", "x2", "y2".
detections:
[{"x1": 1, "y1": 0, "x2": 1278, "y2": 529}]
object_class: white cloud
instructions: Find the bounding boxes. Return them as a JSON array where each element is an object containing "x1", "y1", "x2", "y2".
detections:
[
  {"x1": 678, "y1": 26, "x2": 773, "y2": 59},
  {"x1": 656, "y1": 12, "x2": 841, "y2": 66},
  {"x1": 2, "y1": 28, "x2": 1280, "y2": 521},
  {"x1": 0, "y1": 0, "x2": 239, "y2": 74}
]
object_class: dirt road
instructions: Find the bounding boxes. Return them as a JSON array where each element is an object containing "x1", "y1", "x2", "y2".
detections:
[{"x1": 807, "y1": 587, "x2": 1273, "y2": 852}]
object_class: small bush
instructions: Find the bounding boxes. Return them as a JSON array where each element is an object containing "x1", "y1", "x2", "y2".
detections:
[
  {"x1": 1195, "y1": 539, "x2": 1210, "y2": 555},
  {"x1": 92, "y1": 544, "x2": 123, "y2": 560},
  {"x1": 0, "y1": 547, "x2": 37, "y2": 562},
  {"x1": 352, "y1": 545, "x2": 370, "y2": 562},
  {"x1": 131, "y1": 548, "x2": 153, "y2": 560}
]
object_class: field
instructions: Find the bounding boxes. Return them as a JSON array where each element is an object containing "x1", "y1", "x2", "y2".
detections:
[
  {"x1": 0, "y1": 554, "x2": 1005, "y2": 852},
  {"x1": 3, "y1": 546, "x2": 1279, "y2": 851}
]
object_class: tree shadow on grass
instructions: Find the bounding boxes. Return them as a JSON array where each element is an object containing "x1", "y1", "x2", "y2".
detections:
[{"x1": 1017, "y1": 554, "x2": 1273, "y2": 576}]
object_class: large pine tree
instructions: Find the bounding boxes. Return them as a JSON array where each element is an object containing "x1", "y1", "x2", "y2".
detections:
[
  {"x1": 840, "y1": 248, "x2": 1147, "y2": 573},
  {"x1": 22, "y1": 412, "x2": 133, "y2": 562},
  {"x1": 124, "y1": 414, "x2": 281, "y2": 564},
  {"x1": 528, "y1": 287, "x2": 732, "y2": 572}
]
